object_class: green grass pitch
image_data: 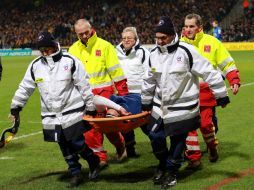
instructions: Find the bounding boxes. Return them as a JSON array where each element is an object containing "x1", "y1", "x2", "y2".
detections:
[{"x1": 0, "y1": 51, "x2": 253, "y2": 190}]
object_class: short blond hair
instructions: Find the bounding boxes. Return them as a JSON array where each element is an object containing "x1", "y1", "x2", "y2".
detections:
[
  {"x1": 185, "y1": 13, "x2": 203, "y2": 27},
  {"x1": 122, "y1": 27, "x2": 138, "y2": 40}
]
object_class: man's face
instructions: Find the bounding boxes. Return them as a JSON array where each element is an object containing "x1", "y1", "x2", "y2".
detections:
[
  {"x1": 212, "y1": 21, "x2": 217, "y2": 27},
  {"x1": 155, "y1": 32, "x2": 175, "y2": 46},
  {"x1": 39, "y1": 47, "x2": 57, "y2": 56},
  {"x1": 184, "y1": 18, "x2": 201, "y2": 40},
  {"x1": 75, "y1": 23, "x2": 92, "y2": 44},
  {"x1": 122, "y1": 31, "x2": 136, "y2": 50}
]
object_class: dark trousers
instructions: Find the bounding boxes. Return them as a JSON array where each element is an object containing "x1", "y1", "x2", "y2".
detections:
[
  {"x1": 149, "y1": 121, "x2": 187, "y2": 172},
  {"x1": 58, "y1": 126, "x2": 99, "y2": 175},
  {"x1": 212, "y1": 107, "x2": 219, "y2": 133}
]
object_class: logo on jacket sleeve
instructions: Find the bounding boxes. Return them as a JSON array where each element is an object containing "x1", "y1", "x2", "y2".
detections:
[
  {"x1": 35, "y1": 78, "x2": 44, "y2": 83},
  {"x1": 95, "y1": 50, "x2": 101, "y2": 56},
  {"x1": 204, "y1": 45, "x2": 211, "y2": 52}
]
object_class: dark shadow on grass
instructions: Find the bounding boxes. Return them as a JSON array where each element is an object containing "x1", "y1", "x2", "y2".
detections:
[
  {"x1": 97, "y1": 140, "x2": 155, "y2": 183},
  {"x1": 98, "y1": 166, "x2": 154, "y2": 183},
  {"x1": 16, "y1": 167, "x2": 151, "y2": 185},
  {"x1": 189, "y1": 168, "x2": 244, "y2": 180},
  {"x1": 218, "y1": 141, "x2": 251, "y2": 160},
  {"x1": 18, "y1": 169, "x2": 93, "y2": 184},
  {"x1": 19, "y1": 170, "x2": 68, "y2": 184},
  {"x1": 18, "y1": 140, "x2": 250, "y2": 185},
  {"x1": 177, "y1": 141, "x2": 251, "y2": 181}
]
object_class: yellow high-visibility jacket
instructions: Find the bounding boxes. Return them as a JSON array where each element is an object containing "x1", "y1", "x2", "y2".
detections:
[
  {"x1": 69, "y1": 32, "x2": 127, "y2": 97},
  {"x1": 181, "y1": 31, "x2": 237, "y2": 75},
  {"x1": 181, "y1": 31, "x2": 240, "y2": 106}
]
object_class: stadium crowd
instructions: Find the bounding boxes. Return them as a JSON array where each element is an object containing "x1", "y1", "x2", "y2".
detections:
[
  {"x1": 0, "y1": 0, "x2": 247, "y2": 49},
  {"x1": 221, "y1": 0, "x2": 254, "y2": 42}
]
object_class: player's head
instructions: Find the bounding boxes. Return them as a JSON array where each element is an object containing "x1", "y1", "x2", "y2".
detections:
[
  {"x1": 184, "y1": 13, "x2": 203, "y2": 40},
  {"x1": 74, "y1": 19, "x2": 93, "y2": 44},
  {"x1": 121, "y1": 27, "x2": 138, "y2": 51},
  {"x1": 212, "y1": 20, "x2": 218, "y2": 27},
  {"x1": 155, "y1": 16, "x2": 176, "y2": 46},
  {"x1": 37, "y1": 31, "x2": 58, "y2": 56}
]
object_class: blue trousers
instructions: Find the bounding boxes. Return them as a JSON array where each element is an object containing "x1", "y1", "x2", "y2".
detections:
[
  {"x1": 149, "y1": 120, "x2": 187, "y2": 172},
  {"x1": 57, "y1": 125, "x2": 98, "y2": 175}
]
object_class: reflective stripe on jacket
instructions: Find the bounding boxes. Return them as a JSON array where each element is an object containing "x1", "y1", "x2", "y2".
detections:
[
  {"x1": 68, "y1": 32, "x2": 126, "y2": 90},
  {"x1": 141, "y1": 35, "x2": 229, "y2": 136},
  {"x1": 11, "y1": 48, "x2": 95, "y2": 141},
  {"x1": 181, "y1": 31, "x2": 239, "y2": 106}
]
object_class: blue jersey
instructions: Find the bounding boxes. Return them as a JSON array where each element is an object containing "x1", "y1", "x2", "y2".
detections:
[
  {"x1": 213, "y1": 26, "x2": 222, "y2": 41},
  {"x1": 110, "y1": 93, "x2": 141, "y2": 114}
]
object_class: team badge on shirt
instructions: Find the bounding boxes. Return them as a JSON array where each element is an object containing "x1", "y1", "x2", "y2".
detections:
[
  {"x1": 176, "y1": 56, "x2": 183, "y2": 63},
  {"x1": 204, "y1": 45, "x2": 211, "y2": 52},
  {"x1": 95, "y1": 50, "x2": 101, "y2": 56},
  {"x1": 64, "y1": 65, "x2": 69, "y2": 70}
]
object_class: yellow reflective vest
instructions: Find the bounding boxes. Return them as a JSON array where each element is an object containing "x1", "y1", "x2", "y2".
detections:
[
  {"x1": 69, "y1": 32, "x2": 126, "y2": 89},
  {"x1": 181, "y1": 31, "x2": 237, "y2": 75}
]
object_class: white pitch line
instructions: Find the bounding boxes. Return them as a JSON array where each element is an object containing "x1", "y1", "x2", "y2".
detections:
[
  {"x1": 12, "y1": 131, "x2": 42, "y2": 141},
  {"x1": 1, "y1": 81, "x2": 254, "y2": 143},
  {"x1": 0, "y1": 120, "x2": 41, "y2": 123},
  {"x1": 241, "y1": 82, "x2": 254, "y2": 87},
  {"x1": 226, "y1": 82, "x2": 254, "y2": 90},
  {"x1": 0, "y1": 157, "x2": 14, "y2": 160},
  {"x1": 0, "y1": 131, "x2": 42, "y2": 161}
]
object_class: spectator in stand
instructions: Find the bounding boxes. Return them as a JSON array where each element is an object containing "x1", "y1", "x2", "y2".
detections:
[
  {"x1": 69, "y1": 19, "x2": 129, "y2": 166},
  {"x1": 115, "y1": 26, "x2": 150, "y2": 157},
  {"x1": 243, "y1": 0, "x2": 250, "y2": 17},
  {"x1": 181, "y1": 13, "x2": 241, "y2": 169},
  {"x1": 0, "y1": 0, "x2": 240, "y2": 48},
  {"x1": 212, "y1": 20, "x2": 222, "y2": 41}
]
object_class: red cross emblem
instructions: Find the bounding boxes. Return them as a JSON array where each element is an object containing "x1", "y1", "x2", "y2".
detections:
[
  {"x1": 204, "y1": 45, "x2": 211, "y2": 52},
  {"x1": 95, "y1": 50, "x2": 101, "y2": 56}
]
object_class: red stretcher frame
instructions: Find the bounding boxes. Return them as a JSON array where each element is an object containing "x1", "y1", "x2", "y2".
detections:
[{"x1": 83, "y1": 111, "x2": 150, "y2": 133}]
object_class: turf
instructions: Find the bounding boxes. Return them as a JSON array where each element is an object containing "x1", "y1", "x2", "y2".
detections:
[{"x1": 0, "y1": 51, "x2": 253, "y2": 190}]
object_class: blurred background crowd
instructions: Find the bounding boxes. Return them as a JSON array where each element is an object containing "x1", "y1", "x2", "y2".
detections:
[{"x1": 0, "y1": 0, "x2": 253, "y2": 49}]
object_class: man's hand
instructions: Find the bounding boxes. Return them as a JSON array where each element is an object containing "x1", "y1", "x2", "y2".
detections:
[
  {"x1": 8, "y1": 114, "x2": 16, "y2": 122},
  {"x1": 231, "y1": 84, "x2": 240, "y2": 95},
  {"x1": 8, "y1": 113, "x2": 20, "y2": 123},
  {"x1": 83, "y1": 114, "x2": 93, "y2": 119},
  {"x1": 119, "y1": 107, "x2": 131, "y2": 116}
]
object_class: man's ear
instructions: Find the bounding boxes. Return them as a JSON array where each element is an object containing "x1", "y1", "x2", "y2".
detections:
[{"x1": 198, "y1": 25, "x2": 203, "y2": 32}]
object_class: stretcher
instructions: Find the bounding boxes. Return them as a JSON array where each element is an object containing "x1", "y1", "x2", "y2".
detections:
[
  {"x1": 83, "y1": 111, "x2": 150, "y2": 133},
  {"x1": 0, "y1": 118, "x2": 20, "y2": 148}
]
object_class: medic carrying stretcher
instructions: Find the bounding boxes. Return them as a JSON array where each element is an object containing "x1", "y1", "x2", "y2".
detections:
[{"x1": 0, "y1": 95, "x2": 150, "y2": 148}]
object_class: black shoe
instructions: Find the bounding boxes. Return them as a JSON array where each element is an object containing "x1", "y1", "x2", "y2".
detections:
[
  {"x1": 161, "y1": 173, "x2": 177, "y2": 189},
  {"x1": 67, "y1": 173, "x2": 83, "y2": 188},
  {"x1": 208, "y1": 147, "x2": 219, "y2": 162},
  {"x1": 127, "y1": 149, "x2": 140, "y2": 158},
  {"x1": 89, "y1": 160, "x2": 102, "y2": 180},
  {"x1": 153, "y1": 168, "x2": 166, "y2": 185}
]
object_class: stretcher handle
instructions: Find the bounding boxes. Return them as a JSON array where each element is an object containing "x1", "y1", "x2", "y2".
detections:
[{"x1": 83, "y1": 111, "x2": 150, "y2": 122}]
